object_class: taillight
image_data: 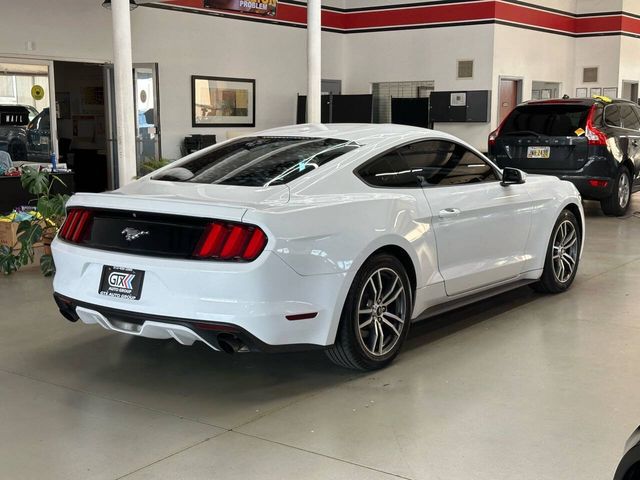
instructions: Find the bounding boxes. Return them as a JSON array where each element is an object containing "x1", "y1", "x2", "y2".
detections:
[
  {"x1": 488, "y1": 115, "x2": 509, "y2": 150},
  {"x1": 59, "y1": 208, "x2": 93, "y2": 243},
  {"x1": 193, "y1": 221, "x2": 267, "y2": 261},
  {"x1": 585, "y1": 104, "x2": 607, "y2": 146}
]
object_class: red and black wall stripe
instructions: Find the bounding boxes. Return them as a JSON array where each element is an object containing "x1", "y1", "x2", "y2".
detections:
[{"x1": 147, "y1": 0, "x2": 640, "y2": 38}]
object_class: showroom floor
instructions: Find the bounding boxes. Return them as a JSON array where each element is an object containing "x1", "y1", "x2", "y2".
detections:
[{"x1": 2, "y1": 199, "x2": 640, "y2": 480}]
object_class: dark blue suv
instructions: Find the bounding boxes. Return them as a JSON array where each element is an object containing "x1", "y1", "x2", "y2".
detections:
[{"x1": 489, "y1": 98, "x2": 640, "y2": 216}]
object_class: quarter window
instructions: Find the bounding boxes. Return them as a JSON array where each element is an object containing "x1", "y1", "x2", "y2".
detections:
[
  {"x1": 358, "y1": 140, "x2": 497, "y2": 188},
  {"x1": 605, "y1": 105, "x2": 622, "y2": 127},
  {"x1": 620, "y1": 105, "x2": 640, "y2": 130}
]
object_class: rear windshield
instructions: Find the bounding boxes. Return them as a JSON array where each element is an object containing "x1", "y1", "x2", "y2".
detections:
[
  {"x1": 501, "y1": 104, "x2": 591, "y2": 137},
  {"x1": 153, "y1": 136, "x2": 359, "y2": 187}
]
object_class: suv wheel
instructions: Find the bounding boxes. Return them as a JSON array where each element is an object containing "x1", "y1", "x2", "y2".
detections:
[
  {"x1": 601, "y1": 165, "x2": 632, "y2": 216},
  {"x1": 326, "y1": 253, "x2": 412, "y2": 371}
]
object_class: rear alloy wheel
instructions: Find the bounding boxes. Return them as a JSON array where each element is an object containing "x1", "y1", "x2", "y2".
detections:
[
  {"x1": 601, "y1": 166, "x2": 632, "y2": 216},
  {"x1": 326, "y1": 254, "x2": 412, "y2": 370},
  {"x1": 531, "y1": 209, "x2": 581, "y2": 294}
]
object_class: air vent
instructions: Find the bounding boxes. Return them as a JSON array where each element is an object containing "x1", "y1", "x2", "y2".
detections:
[
  {"x1": 457, "y1": 60, "x2": 474, "y2": 79},
  {"x1": 583, "y1": 67, "x2": 598, "y2": 83}
]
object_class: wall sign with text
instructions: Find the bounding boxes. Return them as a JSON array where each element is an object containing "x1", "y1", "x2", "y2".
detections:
[{"x1": 204, "y1": 0, "x2": 277, "y2": 16}]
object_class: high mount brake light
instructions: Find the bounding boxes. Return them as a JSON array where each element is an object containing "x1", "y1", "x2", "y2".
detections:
[
  {"x1": 59, "y1": 208, "x2": 93, "y2": 243},
  {"x1": 585, "y1": 104, "x2": 607, "y2": 146},
  {"x1": 193, "y1": 222, "x2": 267, "y2": 261}
]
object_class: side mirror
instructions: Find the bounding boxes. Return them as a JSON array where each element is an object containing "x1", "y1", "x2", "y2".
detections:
[{"x1": 501, "y1": 167, "x2": 526, "y2": 186}]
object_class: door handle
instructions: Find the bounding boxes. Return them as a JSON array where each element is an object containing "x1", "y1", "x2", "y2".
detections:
[{"x1": 438, "y1": 208, "x2": 461, "y2": 219}]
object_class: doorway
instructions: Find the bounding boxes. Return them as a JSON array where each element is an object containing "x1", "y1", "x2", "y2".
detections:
[
  {"x1": 531, "y1": 81, "x2": 561, "y2": 101},
  {"x1": 53, "y1": 61, "x2": 109, "y2": 193},
  {"x1": 622, "y1": 81, "x2": 639, "y2": 103},
  {"x1": 498, "y1": 78, "x2": 521, "y2": 124}
]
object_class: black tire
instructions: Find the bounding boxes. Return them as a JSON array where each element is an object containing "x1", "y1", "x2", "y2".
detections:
[
  {"x1": 326, "y1": 253, "x2": 413, "y2": 371},
  {"x1": 601, "y1": 165, "x2": 632, "y2": 217},
  {"x1": 530, "y1": 209, "x2": 581, "y2": 294},
  {"x1": 8, "y1": 140, "x2": 27, "y2": 162}
]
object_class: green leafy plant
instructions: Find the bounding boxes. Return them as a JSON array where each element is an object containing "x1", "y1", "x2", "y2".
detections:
[
  {"x1": 139, "y1": 157, "x2": 171, "y2": 177},
  {"x1": 0, "y1": 167, "x2": 69, "y2": 276}
]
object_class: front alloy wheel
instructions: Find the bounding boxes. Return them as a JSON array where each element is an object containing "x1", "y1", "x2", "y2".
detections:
[
  {"x1": 326, "y1": 253, "x2": 412, "y2": 370},
  {"x1": 531, "y1": 209, "x2": 581, "y2": 294}
]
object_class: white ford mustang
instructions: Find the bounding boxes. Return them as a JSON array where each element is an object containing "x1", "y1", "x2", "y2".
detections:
[{"x1": 52, "y1": 124, "x2": 584, "y2": 370}]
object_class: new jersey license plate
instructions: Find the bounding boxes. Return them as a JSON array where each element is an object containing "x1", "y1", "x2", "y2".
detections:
[
  {"x1": 99, "y1": 266, "x2": 145, "y2": 300},
  {"x1": 527, "y1": 146, "x2": 551, "y2": 159}
]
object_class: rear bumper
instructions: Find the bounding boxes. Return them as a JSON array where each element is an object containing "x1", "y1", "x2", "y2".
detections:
[
  {"x1": 51, "y1": 238, "x2": 347, "y2": 349},
  {"x1": 53, "y1": 293, "x2": 323, "y2": 353},
  {"x1": 553, "y1": 174, "x2": 613, "y2": 200}
]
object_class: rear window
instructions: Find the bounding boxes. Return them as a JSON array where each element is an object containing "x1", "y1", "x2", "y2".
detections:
[
  {"x1": 153, "y1": 136, "x2": 359, "y2": 187},
  {"x1": 501, "y1": 104, "x2": 591, "y2": 137}
]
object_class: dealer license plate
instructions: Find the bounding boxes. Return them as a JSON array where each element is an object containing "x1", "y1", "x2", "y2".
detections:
[
  {"x1": 527, "y1": 146, "x2": 550, "y2": 159},
  {"x1": 99, "y1": 266, "x2": 145, "y2": 300}
]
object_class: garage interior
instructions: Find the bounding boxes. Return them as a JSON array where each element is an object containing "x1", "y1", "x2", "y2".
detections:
[
  {"x1": 2, "y1": 0, "x2": 640, "y2": 479},
  {"x1": 3, "y1": 201, "x2": 639, "y2": 479}
]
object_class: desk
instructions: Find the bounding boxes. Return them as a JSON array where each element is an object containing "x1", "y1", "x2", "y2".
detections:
[{"x1": 0, "y1": 172, "x2": 75, "y2": 215}]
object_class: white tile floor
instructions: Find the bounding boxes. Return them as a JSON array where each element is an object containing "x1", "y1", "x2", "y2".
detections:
[{"x1": 2, "y1": 199, "x2": 640, "y2": 479}]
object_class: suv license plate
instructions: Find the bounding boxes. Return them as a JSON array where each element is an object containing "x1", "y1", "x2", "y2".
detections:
[
  {"x1": 99, "y1": 266, "x2": 145, "y2": 300},
  {"x1": 527, "y1": 146, "x2": 551, "y2": 159}
]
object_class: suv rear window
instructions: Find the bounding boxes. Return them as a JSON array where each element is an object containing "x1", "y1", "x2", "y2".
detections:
[
  {"x1": 153, "y1": 136, "x2": 359, "y2": 187},
  {"x1": 501, "y1": 104, "x2": 591, "y2": 137}
]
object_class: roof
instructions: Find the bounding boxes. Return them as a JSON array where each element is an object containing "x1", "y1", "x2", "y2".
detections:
[
  {"x1": 255, "y1": 123, "x2": 459, "y2": 146},
  {"x1": 523, "y1": 98, "x2": 635, "y2": 107}
]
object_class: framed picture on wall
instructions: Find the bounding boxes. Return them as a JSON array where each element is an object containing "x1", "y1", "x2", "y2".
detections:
[
  {"x1": 576, "y1": 88, "x2": 588, "y2": 98},
  {"x1": 590, "y1": 87, "x2": 602, "y2": 97},
  {"x1": 603, "y1": 87, "x2": 618, "y2": 98},
  {"x1": 191, "y1": 76, "x2": 256, "y2": 127}
]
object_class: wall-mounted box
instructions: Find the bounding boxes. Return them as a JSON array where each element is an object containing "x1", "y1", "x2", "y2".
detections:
[{"x1": 429, "y1": 90, "x2": 491, "y2": 123}]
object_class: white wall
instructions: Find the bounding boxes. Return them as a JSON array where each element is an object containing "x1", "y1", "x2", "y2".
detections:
[
  {"x1": 132, "y1": 6, "x2": 344, "y2": 158},
  {"x1": 343, "y1": 24, "x2": 496, "y2": 150}
]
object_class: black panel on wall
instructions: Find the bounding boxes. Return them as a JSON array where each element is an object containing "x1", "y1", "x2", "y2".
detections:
[
  {"x1": 391, "y1": 97, "x2": 430, "y2": 128},
  {"x1": 429, "y1": 90, "x2": 491, "y2": 123},
  {"x1": 296, "y1": 94, "x2": 373, "y2": 124},
  {"x1": 296, "y1": 95, "x2": 331, "y2": 124},
  {"x1": 332, "y1": 94, "x2": 373, "y2": 123}
]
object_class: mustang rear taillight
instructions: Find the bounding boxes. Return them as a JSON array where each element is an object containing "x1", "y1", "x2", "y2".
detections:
[
  {"x1": 59, "y1": 208, "x2": 93, "y2": 243},
  {"x1": 194, "y1": 221, "x2": 267, "y2": 261}
]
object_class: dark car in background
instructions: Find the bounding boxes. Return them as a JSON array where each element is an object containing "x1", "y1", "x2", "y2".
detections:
[
  {"x1": 0, "y1": 105, "x2": 50, "y2": 163},
  {"x1": 0, "y1": 104, "x2": 37, "y2": 161},
  {"x1": 489, "y1": 98, "x2": 640, "y2": 216}
]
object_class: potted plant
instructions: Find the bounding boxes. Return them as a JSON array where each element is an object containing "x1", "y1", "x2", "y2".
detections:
[{"x1": 0, "y1": 166, "x2": 69, "y2": 276}]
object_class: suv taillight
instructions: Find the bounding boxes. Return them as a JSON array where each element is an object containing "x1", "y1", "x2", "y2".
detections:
[
  {"x1": 193, "y1": 221, "x2": 267, "y2": 261},
  {"x1": 59, "y1": 208, "x2": 93, "y2": 243},
  {"x1": 585, "y1": 104, "x2": 607, "y2": 146}
]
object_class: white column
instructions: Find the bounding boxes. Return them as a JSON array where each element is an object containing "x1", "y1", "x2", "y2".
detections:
[
  {"x1": 111, "y1": 0, "x2": 137, "y2": 186},
  {"x1": 307, "y1": 0, "x2": 322, "y2": 124}
]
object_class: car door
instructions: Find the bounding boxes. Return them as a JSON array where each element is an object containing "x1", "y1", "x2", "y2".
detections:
[{"x1": 403, "y1": 140, "x2": 533, "y2": 297}]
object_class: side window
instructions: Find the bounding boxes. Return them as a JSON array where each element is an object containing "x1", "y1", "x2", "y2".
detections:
[
  {"x1": 605, "y1": 105, "x2": 622, "y2": 127},
  {"x1": 358, "y1": 150, "x2": 417, "y2": 188},
  {"x1": 621, "y1": 105, "x2": 640, "y2": 130},
  {"x1": 401, "y1": 140, "x2": 497, "y2": 187},
  {"x1": 358, "y1": 140, "x2": 497, "y2": 188}
]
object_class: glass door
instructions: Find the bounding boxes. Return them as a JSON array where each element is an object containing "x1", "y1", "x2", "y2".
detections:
[{"x1": 134, "y1": 63, "x2": 161, "y2": 175}]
